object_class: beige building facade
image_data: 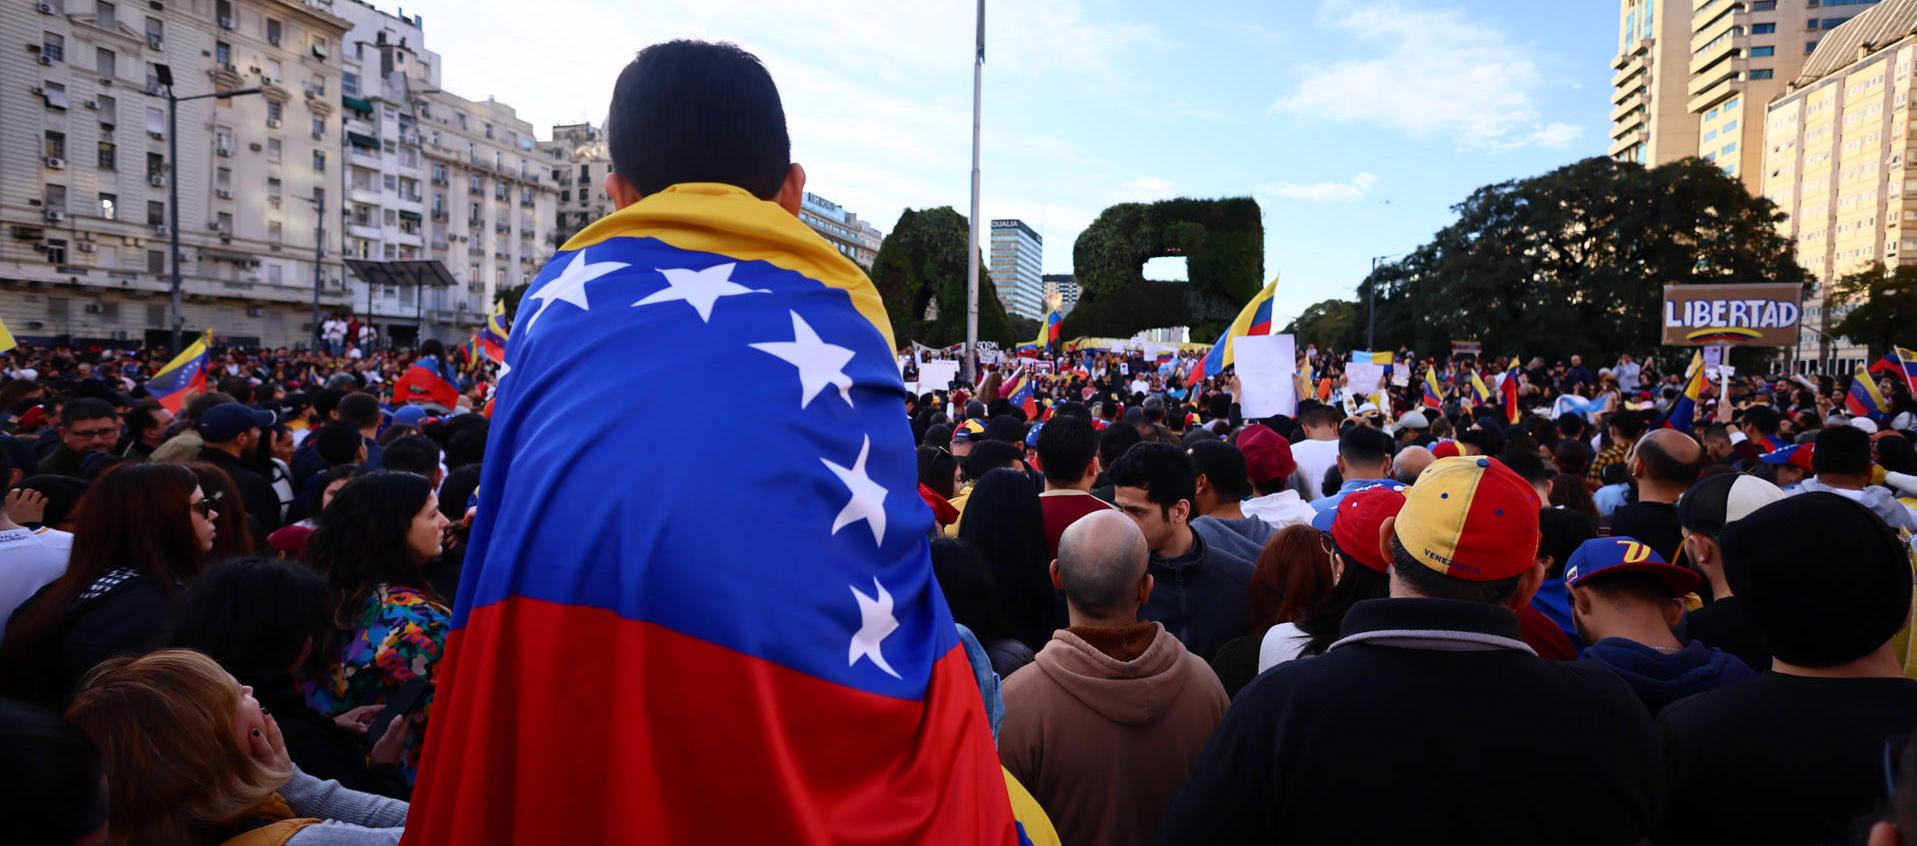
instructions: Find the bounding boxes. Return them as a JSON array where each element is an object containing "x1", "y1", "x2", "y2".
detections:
[
  {"x1": 1615, "y1": 0, "x2": 1882, "y2": 194},
  {"x1": 537, "y1": 122, "x2": 611, "y2": 246},
  {"x1": 1761, "y1": 0, "x2": 1911, "y2": 372},
  {"x1": 0, "y1": 0, "x2": 355, "y2": 348}
]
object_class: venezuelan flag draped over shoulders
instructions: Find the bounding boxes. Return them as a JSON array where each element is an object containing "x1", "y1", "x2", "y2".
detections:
[
  {"x1": 146, "y1": 330, "x2": 212, "y2": 412},
  {"x1": 403, "y1": 183, "x2": 1018, "y2": 845},
  {"x1": 1188, "y1": 278, "x2": 1279, "y2": 385}
]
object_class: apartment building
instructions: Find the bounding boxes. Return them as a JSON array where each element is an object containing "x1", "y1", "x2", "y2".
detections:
[
  {"x1": 333, "y1": 0, "x2": 553, "y2": 346},
  {"x1": 798, "y1": 192, "x2": 882, "y2": 270},
  {"x1": 1041, "y1": 273, "x2": 1078, "y2": 316},
  {"x1": 536, "y1": 122, "x2": 611, "y2": 246},
  {"x1": 1614, "y1": 0, "x2": 1882, "y2": 193},
  {"x1": 1760, "y1": 0, "x2": 1912, "y2": 372},
  {"x1": 988, "y1": 218, "x2": 1042, "y2": 321},
  {"x1": 0, "y1": 0, "x2": 355, "y2": 348}
]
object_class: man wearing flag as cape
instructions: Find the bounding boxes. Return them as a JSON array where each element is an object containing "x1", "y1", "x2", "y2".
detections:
[{"x1": 401, "y1": 42, "x2": 1027, "y2": 845}]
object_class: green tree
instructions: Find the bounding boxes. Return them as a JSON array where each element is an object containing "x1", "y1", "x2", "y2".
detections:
[
  {"x1": 870, "y1": 207, "x2": 1016, "y2": 347},
  {"x1": 1829, "y1": 263, "x2": 1917, "y2": 356},
  {"x1": 1283, "y1": 299, "x2": 1359, "y2": 349},
  {"x1": 1357, "y1": 156, "x2": 1810, "y2": 361},
  {"x1": 1063, "y1": 197, "x2": 1264, "y2": 341}
]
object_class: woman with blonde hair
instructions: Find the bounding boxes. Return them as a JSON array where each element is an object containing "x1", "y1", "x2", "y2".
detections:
[{"x1": 65, "y1": 648, "x2": 406, "y2": 845}]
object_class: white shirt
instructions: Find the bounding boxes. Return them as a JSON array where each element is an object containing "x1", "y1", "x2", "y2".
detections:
[
  {"x1": 0, "y1": 527, "x2": 72, "y2": 636},
  {"x1": 1258, "y1": 622, "x2": 1315, "y2": 672},
  {"x1": 1290, "y1": 437, "x2": 1341, "y2": 500},
  {"x1": 1240, "y1": 490, "x2": 1318, "y2": 530}
]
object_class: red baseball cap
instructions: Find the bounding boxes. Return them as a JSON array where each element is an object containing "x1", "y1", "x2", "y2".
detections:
[
  {"x1": 1430, "y1": 439, "x2": 1462, "y2": 459},
  {"x1": 1311, "y1": 486, "x2": 1408, "y2": 574},
  {"x1": 1236, "y1": 424, "x2": 1298, "y2": 487}
]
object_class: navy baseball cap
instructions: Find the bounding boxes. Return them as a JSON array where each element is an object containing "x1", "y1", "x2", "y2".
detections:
[
  {"x1": 195, "y1": 403, "x2": 276, "y2": 443},
  {"x1": 1564, "y1": 536, "x2": 1699, "y2": 597}
]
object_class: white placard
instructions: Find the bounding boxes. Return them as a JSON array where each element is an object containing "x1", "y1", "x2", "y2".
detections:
[
  {"x1": 903, "y1": 381, "x2": 918, "y2": 397},
  {"x1": 1235, "y1": 334, "x2": 1298, "y2": 419},
  {"x1": 1392, "y1": 363, "x2": 1411, "y2": 387},
  {"x1": 918, "y1": 360, "x2": 959, "y2": 391},
  {"x1": 1346, "y1": 362, "x2": 1385, "y2": 395}
]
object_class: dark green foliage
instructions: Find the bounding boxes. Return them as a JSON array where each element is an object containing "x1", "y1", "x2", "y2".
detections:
[
  {"x1": 1284, "y1": 299, "x2": 1359, "y2": 349},
  {"x1": 496, "y1": 283, "x2": 529, "y2": 324},
  {"x1": 871, "y1": 207, "x2": 1016, "y2": 347},
  {"x1": 1356, "y1": 156, "x2": 1810, "y2": 360},
  {"x1": 1063, "y1": 197, "x2": 1264, "y2": 340},
  {"x1": 1828, "y1": 263, "x2": 1917, "y2": 357}
]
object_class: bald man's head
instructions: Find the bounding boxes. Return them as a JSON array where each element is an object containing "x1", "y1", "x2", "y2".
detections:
[
  {"x1": 1393, "y1": 445, "x2": 1434, "y2": 485},
  {"x1": 1055, "y1": 510, "x2": 1151, "y2": 620},
  {"x1": 1632, "y1": 428, "x2": 1705, "y2": 488}
]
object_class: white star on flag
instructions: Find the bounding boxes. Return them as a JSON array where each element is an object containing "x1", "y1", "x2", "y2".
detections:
[
  {"x1": 822, "y1": 435, "x2": 887, "y2": 546},
  {"x1": 495, "y1": 359, "x2": 511, "y2": 380},
  {"x1": 634, "y1": 262, "x2": 767, "y2": 323},
  {"x1": 523, "y1": 250, "x2": 628, "y2": 333},
  {"x1": 751, "y1": 311, "x2": 855, "y2": 409},
  {"x1": 848, "y1": 576, "x2": 901, "y2": 679}
]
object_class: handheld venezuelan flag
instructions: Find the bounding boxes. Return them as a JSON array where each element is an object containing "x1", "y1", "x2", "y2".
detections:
[
  {"x1": 402, "y1": 183, "x2": 1020, "y2": 846},
  {"x1": 1422, "y1": 366, "x2": 1445, "y2": 409},
  {"x1": 477, "y1": 299, "x2": 510, "y2": 362},
  {"x1": 1470, "y1": 370, "x2": 1493, "y2": 404},
  {"x1": 1658, "y1": 351, "x2": 1707, "y2": 433},
  {"x1": 392, "y1": 354, "x2": 461, "y2": 409},
  {"x1": 1500, "y1": 358, "x2": 1521, "y2": 424},
  {"x1": 1187, "y1": 277, "x2": 1279, "y2": 385},
  {"x1": 1868, "y1": 346, "x2": 1917, "y2": 393},
  {"x1": 1847, "y1": 365, "x2": 1891, "y2": 422},
  {"x1": 146, "y1": 330, "x2": 212, "y2": 413}
]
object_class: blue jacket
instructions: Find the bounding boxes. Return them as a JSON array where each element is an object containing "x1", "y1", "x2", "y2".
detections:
[
  {"x1": 1140, "y1": 528, "x2": 1252, "y2": 663},
  {"x1": 1580, "y1": 637, "x2": 1755, "y2": 715},
  {"x1": 1529, "y1": 578, "x2": 1583, "y2": 650},
  {"x1": 1308, "y1": 479, "x2": 1407, "y2": 514}
]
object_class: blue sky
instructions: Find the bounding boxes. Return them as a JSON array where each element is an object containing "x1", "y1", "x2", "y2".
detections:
[{"x1": 409, "y1": 0, "x2": 1619, "y2": 327}]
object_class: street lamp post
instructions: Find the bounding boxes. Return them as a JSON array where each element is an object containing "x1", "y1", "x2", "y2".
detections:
[
  {"x1": 299, "y1": 193, "x2": 326, "y2": 350},
  {"x1": 154, "y1": 64, "x2": 261, "y2": 353},
  {"x1": 1366, "y1": 253, "x2": 1398, "y2": 351}
]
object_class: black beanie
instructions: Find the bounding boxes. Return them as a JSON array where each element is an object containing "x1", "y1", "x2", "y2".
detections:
[{"x1": 1720, "y1": 493, "x2": 1913, "y2": 668}]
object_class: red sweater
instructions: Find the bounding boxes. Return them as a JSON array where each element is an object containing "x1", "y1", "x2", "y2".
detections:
[{"x1": 1040, "y1": 490, "x2": 1117, "y2": 558}]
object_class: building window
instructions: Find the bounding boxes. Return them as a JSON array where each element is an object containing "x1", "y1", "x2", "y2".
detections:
[
  {"x1": 97, "y1": 137, "x2": 115, "y2": 170},
  {"x1": 1752, "y1": 0, "x2": 1776, "y2": 9},
  {"x1": 311, "y1": 115, "x2": 324, "y2": 137},
  {"x1": 342, "y1": 71, "x2": 358, "y2": 95},
  {"x1": 216, "y1": 167, "x2": 231, "y2": 193},
  {"x1": 45, "y1": 241, "x2": 67, "y2": 265},
  {"x1": 1752, "y1": 22, "x2": 1776, "y2": 34},
  {"x1": 44, "y1": 130, "x2": 65, "y2": 158},
  {"x1": 1750, "y1": 69, "x2": 1775, "y2": 80},
  {"x1": 96, "y1": 0, "x2": 115, "y2": 27},
  {"x1": 147, "y1": 200, "x2": 163, "y2": 225},
  {"x1": 98, "y1": 94, "x2": 114, "y2": 123},
  {"x1": 1750, "y1": 46, "x2": 1775, "y2": 57},
  {"x1": 148, "y1": 250, "x2": 165, "y2": 272},
  {"x1": 1809, "y1": 41, "x2": 1820, "y2": 53},
  {"x1": 146, "y1": 16, "x2": 163, "y2": 45},
  {"x1": 46, "y1": 184, "x2": 67, "y2": 211},
  {"x1": 267, "y1": 138, "x2": 281, "y2": 163},
  {"x1": 268, "y1": 220, "x2": 282, "y2": 243},
  {"x1": 1723, "y1": 142, "x2": 1738, "y2": 155},
  {"x1": 216, "y1": 41, "x2": 231, "y2": 67},
  {"x1": 216, "y1": 211, "x2": 233, "y2": 233},
  {"x1": 96, "y1": 46, "x2": 115, "y2": 77},
  {"x1": 146, "y1": 106, "x2": 163, "y2": 136},
  {"x1": 146, "y1": 152, "x2": 163, "y2": 179},
  {"x1": 215, "y1": 0, "x2": 232, "y2": 24},
  {"x1": 98, "y1": 193, "x2": 117, "y2": 220},
  {"x1": 266, "y1": 100, "x2": 282, "y2": 124},
  {"x1": 470, "y1": 175, "x2": 482, "y2": 192},
  {"x1": 41, "y1": 82, "x2": 68, "y2": 110},
  {"x1": 268, "y1": 177, "x2": 282, "y2": 201},
  {"x1": 215, "y1": 125, "x2": 233, "y2": 154},
  {"x1": 266, "y1": 17, "x2": 281, "y2": 46},
  {"x1": 42, "y1": 32, "x2": 63, "y2": 62},
  {"x1": 578, "y1": 164, "x2": 589, "y2": 184},
  {"x1": 313, "y1": 150, "x2": 325, "y2": 172}
]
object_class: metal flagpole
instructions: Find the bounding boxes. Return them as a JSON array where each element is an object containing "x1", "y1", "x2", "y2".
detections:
[{"x1": 964, "y1": 0, "x2": 984, "y2": 384}]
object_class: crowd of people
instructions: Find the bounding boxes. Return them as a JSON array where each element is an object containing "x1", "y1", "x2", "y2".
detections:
[{"x1": 4, "y1": 36, "x2": 1917, "y2": 846}]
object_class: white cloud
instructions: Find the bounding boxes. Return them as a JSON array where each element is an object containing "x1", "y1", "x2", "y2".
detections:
[
  {"x1": 1270, "y1": 0, "x2": 1581, "y2": 151},
  {"x1": 1264, "y1": 172, "x2": 1378, "y2": 203}
]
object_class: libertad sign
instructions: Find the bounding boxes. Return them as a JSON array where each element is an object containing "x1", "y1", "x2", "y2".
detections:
[{"x1": 1660, "y1": 283, "x2": 1803, "y2": 346}]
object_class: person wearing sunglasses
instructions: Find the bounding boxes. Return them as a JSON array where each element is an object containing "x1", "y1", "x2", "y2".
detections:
[{"x1": 0, "y1": 462, "x2": 217, "y2": 708}]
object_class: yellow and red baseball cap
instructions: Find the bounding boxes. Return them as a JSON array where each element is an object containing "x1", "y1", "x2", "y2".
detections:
[{"x1": 1393, "y1": 456, "x2": 1541, "y2": 581}]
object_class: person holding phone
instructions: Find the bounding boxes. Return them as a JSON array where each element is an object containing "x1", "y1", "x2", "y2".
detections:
[{"x1": 301, "y1": 470, "x2": 451, "y2": 779}]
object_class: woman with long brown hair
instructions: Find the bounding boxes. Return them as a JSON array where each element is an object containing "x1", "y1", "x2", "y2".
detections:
[
  {"x1": 1208, "y1": 524, "x2": 1336, "y2": 697},
  {"x1": 188, "y1": 460, "x2": 257, "y2": 561},
  {"x1": 0, "y1": 461, "x2": 217, "y2": 706},
  {"x1": 65, "y1": 649, "x2": 406, "y2": 845}
]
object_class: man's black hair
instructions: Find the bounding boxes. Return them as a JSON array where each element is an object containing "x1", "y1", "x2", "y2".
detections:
[
  {"x1": 1813, "y1": 424, "x2": 1873, "y2": 476},
  {"x1": 1699, "y1": 423, "x2": 1731, "y2": 443},
  {"x1": 1299, "y1": 403, "x2": 1341, "y2": 430},
  {"x1": 1187, "y1": 439, "x2": 1252, "y2": 502},
  {"x1": 311, "y1": 387, "x2": 347, "y2": 420},
  {"x1": 1035, "y1": 416, "x2": 1098, "y2": 486},
  {"x1": 15, "y1": 475, "x2": 87, "y2": 527},
  {"x1": 1338, "y1": 426, "x2": 1392, "y2": 468},
  {"x1": 124, "y1": 401, "x2": 167, "y2": 438},
  {"x1": 440, "y1": 464, "x2": 483, "y2": 521},
  {"x1": 1498, "y1": 448, "x2": 1554, "y2": 488},
  {"x1": 1607, "y1": 409, "x2": 1648, "y2": 440},
  {"x1": 607, "y1": 40, "x2": 790, "y2": 200},
  {"x1": 1051, "y1": 401, "x2": 1091, "y2": 421},
  {"x1": 313, "y1": 421, "x2": 365, "y2": 467},
  {"x1": 1390, "y1": 537, "x2": 1523, "y2": 604},
  {"x1": 1457, "y1": 427, "x2": 1504, "y2": 458},
  {"x1": 335, "y1": 393, "x2": 381, "y2": 429},
  {"x1": 962, "y1": 439, "x2": 1024, "y2": 483},
  {"x1": 1742, "y1": 404, "x2": 1780, "y2": 435},
  {"x1": 1106, "y1": 442, "x2": 1196, "y2": 517},
  {"x1": 381, "y1": 435, "x2": 442, "y2": 479},
  {"x1": 1097, "y1": 420, "x2": 1142, "y2": 471},
  {"x1": 58, "y1": 398, "x2": 115, "y2": 428},
  {"x1": 1538, "y1": 507, "x2": 1597, "y2": 579}
]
